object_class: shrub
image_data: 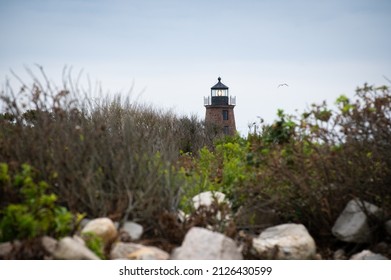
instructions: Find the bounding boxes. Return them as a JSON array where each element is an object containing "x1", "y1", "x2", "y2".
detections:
[
  {"x1": 0, "y1": 67, "x2": 211, "y2": 238},
  {"x1": 245, "y1": 84, "x2": 391, "y2": 242},
  {"x1": 179, "y1": 83, "x2": 391, "y2": 245},
  {"x1": 0, "y1": 163, "x2": 81, "y2": 242}
]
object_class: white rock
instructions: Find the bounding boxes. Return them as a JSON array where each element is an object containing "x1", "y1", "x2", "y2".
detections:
[
  {"x1": 192, "y1": 191, "x2": 227, "y2": 209},
  {"x1": 110, "y1": 242, "x2": 169, "y2": 260},
  {"x1": 350, "y1": 250, "x2": 388, "y2": 260},
  {"x1": 332, "y1": 199, "x2": 381, "y2": 243},
  {"x1": 81, "y1": 217, "x2": 117, "y2": 244},
  {"x1": 127, "y1": 247, "x2": 169, "y2": 260},
  {"x1": 41, "y1": 236, "x2": 58, "y2": 256},
  {"x1": 52, "y1": 237, "x2": 100, "y2": 260},
  {"x1": 122, "y1": 222, "x2": 143, "y2": 241},
  {"x1": 252, "y1": 223, "x2": 316, "y2": 260},
  {"x1": 171, "y1": 227, "x2": 242, "y2": 260}
]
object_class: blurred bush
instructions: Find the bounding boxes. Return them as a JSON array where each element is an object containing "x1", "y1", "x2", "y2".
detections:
[
  {"x1": 2, "y1": 67, "x2": 390, "y2": 249},
  {"x1": 0, "y1": 68, "x2": 212, "y2": 235},
  {"x1": 179, "y1": 83, "x2": 391, "y2": 244},
  {"x1": 0, "y1": 163, "x2": 80, "y2": 242}
]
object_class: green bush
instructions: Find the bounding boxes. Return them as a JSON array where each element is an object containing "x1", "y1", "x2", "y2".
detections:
[
  {"x1": 179, "y1": 136, "x2": 257, "y2": 213},
  {"x1": 0, "y1": 163, "x2": 81, "y2": 242}
]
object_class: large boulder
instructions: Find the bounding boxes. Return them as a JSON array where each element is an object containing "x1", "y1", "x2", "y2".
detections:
[
  {"x1": 171, "y1": 227, "x2": 242, "y2": 260},
  {"x1": 252, "y1": 223, "x2": 316, "y2": 259},
  {"x1": 110, "y1": 242, "x2": 169, "y2": 260},
  {"x1": 332, "y1": 199, "x2": 381, "y2": 243},
  {"x1": 81, "y1": 217, "x2": 117, "y2": 244},
  {"x1": 43, "y1": 236, "x2": 100, "y2": 260}
]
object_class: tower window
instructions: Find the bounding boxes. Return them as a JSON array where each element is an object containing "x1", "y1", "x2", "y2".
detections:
[
  {"x1": 222, "y1": 110, "x2": 228, "y2": 120},
  {"x1": 223, "y1": 126, "x2": 229, "y2": 135}
]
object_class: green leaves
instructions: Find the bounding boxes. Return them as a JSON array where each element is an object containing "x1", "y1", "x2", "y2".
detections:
[
  {"x1": 0, "y1": 163, "x2": 10, "y2": 184},
  {"x1": 314, "y1": 109, "x2": 332, "y2": 122},
  {"x1": 0, "y1": 163, "x2": 78, "y2": 242}
]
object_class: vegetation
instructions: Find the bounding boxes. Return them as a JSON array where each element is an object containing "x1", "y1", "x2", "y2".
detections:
[
  {"x1": 0, "y1": 68, "x2": 217, "y2": 242},
  {"x1": 1, "y1": 68, "x2": 390, "y2": 257},
  {"x1": 0, "y1": 163, "x2": 81, "y2": 242},
  {"x1": 81, "y1": 231, "x2": 105, "y2": 259}
]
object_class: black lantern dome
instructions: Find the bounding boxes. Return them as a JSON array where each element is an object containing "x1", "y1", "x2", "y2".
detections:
[{"x1": 211, "y1": 77, "x2": 229, "y2": 105}]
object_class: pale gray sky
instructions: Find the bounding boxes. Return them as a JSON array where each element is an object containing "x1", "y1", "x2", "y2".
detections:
[{"x1": 1, "y1": 0, "x2": 390, "y2": 134}]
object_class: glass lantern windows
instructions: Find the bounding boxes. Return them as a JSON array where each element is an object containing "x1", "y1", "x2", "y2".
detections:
[{"x1": 211, "y1": 89, "x2": 228, "y2": 97}]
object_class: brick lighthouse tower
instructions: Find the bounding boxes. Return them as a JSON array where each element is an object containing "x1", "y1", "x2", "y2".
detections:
[{"x1": 204, "y1": 77, "x2": 236, "y2": 135}]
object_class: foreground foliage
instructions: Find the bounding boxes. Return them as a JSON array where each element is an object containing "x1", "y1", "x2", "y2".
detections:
[
  {"x1": 179, "y1": 84, "x2": 391, "y2": 244},
  {"x1": 0, "y1": 163, "x2": 80, "y2": 242},
  {"x1": 1, "y1": 69, "x2": 390, "y2": 251}
]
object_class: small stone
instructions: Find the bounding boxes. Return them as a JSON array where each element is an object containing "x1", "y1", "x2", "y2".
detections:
[
  {"x1": 128, "y1": 247, "x2": 169, "y2": 260},
  {"x1": 110, "y1": 242, "x2": 168, "y2": 260},
  {"x1": 350, "y1": 249, "x2": 388, "y2": 260},
  {"x1": 333, "y1": 249, "x2": 346, "y2": 260},
  {"x1": 313, "y1": 253, "x2": 322, "y2": 260},
  {"x1": 81, "y1": 217, "x2": 117, "y2": 244},
  {"x1": 110, "y1": 242, "x2": 143, "y2": 259},
  {"x1": 122, "y1": 222, "x2": 143, "y2": 241}
]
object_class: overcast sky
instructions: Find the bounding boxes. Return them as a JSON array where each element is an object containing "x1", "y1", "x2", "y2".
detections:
[{"x1": 1, "y1": 0, "x2": 390, "y2": 134}]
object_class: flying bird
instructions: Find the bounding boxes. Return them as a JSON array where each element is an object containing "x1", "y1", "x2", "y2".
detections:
[{"x1": 278, "y1": 83, "x2": 289, "y2": 88}]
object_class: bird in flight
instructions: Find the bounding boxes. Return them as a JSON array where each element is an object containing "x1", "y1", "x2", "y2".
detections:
[{"x1": 278, "y1": 83, "x2": 289, "y2": 88}]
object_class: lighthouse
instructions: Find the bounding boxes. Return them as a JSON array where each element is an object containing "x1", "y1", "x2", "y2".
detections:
[{"x1": 204, "y1": 77, "x2": 236, "y2": 136}]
